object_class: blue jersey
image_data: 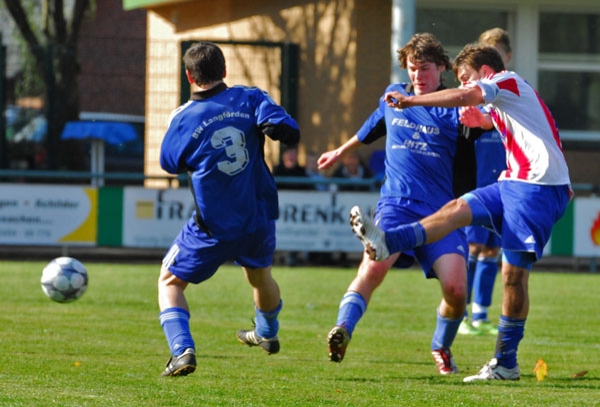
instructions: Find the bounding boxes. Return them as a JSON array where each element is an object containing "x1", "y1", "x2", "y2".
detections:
[
  {"x1": 160, "y1": 83, "x2": 299, "y2": 241},
  {"x1": 474, "y1": 129, "x2": 506, "y2": 187},
  {"x1": 357, "y1": 83, "x2": 467, "y2": 208}
]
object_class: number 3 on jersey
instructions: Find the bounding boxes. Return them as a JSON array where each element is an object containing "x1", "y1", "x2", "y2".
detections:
[{"x1": 211, "y1": 126, "x2": 249, "y2": 176}]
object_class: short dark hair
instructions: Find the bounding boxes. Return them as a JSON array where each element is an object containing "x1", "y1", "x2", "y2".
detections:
[
  {"x1": 452, "y1": 44, "x2": 505, "y2": 76},
  {"x1": 183, "y1": 42, "x2": 226, "y2": 85},
  {"x1": 397, "y1": 33, "x2": 451, "y2": 71}
]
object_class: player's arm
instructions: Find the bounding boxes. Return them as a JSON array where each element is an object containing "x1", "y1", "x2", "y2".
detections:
[
  {"x1": 318, "y1": 108, "x2": 386, "y2": 170},
  {"x1": 317, "y1": 135, "x2": 364, "y2": 170},
  {"x1": 159, "y1": 119, "x2": 187, "y2": 174},
  {"x1": 255, "y1": 89, "x2": 300, "y2": 145},
  {"x1": 384, "y1": 86, "x2": 484, "y2": 109}
]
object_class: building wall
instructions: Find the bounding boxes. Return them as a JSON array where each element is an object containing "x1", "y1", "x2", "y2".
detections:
[
  {"x1": 78, "y1": 0, "x2": 147, "y2": 116},
  {"x1": 142, "y1": 0, "x2": 390, "y2": 184},
  {"x1": 141, "y1": 0, "x2": 600, "y2": 189}
]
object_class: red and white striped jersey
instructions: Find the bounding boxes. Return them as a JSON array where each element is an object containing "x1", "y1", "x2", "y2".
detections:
[{"x1": 475, "y1": 71, "x2": 571, "y2": 186}]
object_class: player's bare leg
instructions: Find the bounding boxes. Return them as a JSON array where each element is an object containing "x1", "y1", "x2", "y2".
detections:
[
  {"x1": 237, "y1": 266, "x2": 282, "y2": 354},
  {"x1": 419, "y1": 198, "x2": 472, "y2": 244},
  {"x1": 158, "y1": 268, "x2": 189, "y2": 311}
]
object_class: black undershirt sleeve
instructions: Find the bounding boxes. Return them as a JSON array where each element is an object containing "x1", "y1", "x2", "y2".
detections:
[
  {"x1": 360, "y1": 118, "x2": 387, "y2": 145},
  {"x1": 261, "y1": 122, "x2": 300, "y2": 145}
]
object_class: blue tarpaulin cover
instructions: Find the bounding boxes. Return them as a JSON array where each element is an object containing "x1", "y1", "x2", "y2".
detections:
[
  {"x1": 61, "y1": 121, "x2": 139, "y2": 185},
  {"x1": 61, "y1": 121, "x2": 137, "y2": 144}
]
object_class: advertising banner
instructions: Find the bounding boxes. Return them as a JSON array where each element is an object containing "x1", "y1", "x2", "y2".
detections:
[
  {"x1": 122, "y1": 187, "x2": 194, "y2": 248},
  {"x1": 276, "y1": 191, "x2": 379, "y2": 252},
  {"x1": 0, "y1": 185, "x2": 97, "y2": 245},
  {"x1": 4, "y1": 184, "x2": 592, "y2": 258},
  {"x1": 574, "y1": 197, "x2": 600, "y2": 257},
  {"x1": 121, "y1": 187, "x2": 380, "y2": 251}
]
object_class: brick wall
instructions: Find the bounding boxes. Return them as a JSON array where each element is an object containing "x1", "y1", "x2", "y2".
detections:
[
  {"x1": 78, "y1": 0, "x2": 147, "y2": 116},
  {"x1": 142, "y1": 0, "x2": 391, "y2": 182}
]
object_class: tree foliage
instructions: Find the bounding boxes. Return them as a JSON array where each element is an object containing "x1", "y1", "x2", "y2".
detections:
[{"x1": 3, "y1": 0, "x2": 92, "y2": 170}]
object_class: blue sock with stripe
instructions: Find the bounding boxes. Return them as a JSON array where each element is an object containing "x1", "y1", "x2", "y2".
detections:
[
  {"x1": 159, "y1": 307, "x2": 195, "y2": 356},
  {"x1": 336, "y1": 291, "x2": 367, "y2": 338},
  {"x1": 431, "y1": 308, "x2": 462, "y2": 350},
  {"x1": 473, "y1": 257, "x2": 499, "y2": 320},
  {"x1": 495, "y1": 315, "x2": 526, "y2": 368},
  {"x1": 386, "y1": 222, "x2": 427, "y2": 254},
  {"x1": 254, "y1": 300, "x2": 283, "y2": 339}
]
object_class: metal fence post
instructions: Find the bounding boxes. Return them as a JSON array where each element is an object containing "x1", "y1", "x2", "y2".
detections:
[{"x1": 0, "y1": 33, "x2": 6, "y2": 169}]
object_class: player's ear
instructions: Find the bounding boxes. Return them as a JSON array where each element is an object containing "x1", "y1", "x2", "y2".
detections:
[
  {"x1": 223, "y1": 65, "x2": 227, "y2": 79},
  {"x1": 185, "y1": 69, "x2": 195, "y2": 85},
  {"x1": 480, "y1": 65, "x2": 494, "y2": 77}
]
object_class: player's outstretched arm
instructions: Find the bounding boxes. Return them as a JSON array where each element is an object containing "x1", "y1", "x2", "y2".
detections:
[
  {"x1": 384, "y1": 87, "x2": 484, "y2": 109},
  {"x1": 317, "y1": 135, "x2": 362, "y2": 170}
]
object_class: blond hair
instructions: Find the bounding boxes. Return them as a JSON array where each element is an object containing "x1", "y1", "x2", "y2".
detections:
[{"x1": 478, "y1": 28, "x2": 512, "y2": 58}]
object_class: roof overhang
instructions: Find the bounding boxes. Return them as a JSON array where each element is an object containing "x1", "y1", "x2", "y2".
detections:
[{"x1": 123, "y1": 0, "x2": 192, "y2": 11}]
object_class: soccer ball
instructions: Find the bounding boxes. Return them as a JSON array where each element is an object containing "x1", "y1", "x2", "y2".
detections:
[{"x1": 41, "y1": 257, "x2": 88, "y2": 303}]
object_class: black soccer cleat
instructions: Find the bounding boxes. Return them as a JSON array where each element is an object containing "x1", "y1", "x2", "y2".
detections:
[
  {"x1": 236, "y1": 329, "x2": 280, "y2": 354},
  {"x1": 327, "y1": 325, "x2": 350, "y2": 363},
  {"x1": 161, "y1": 348, "x2": 197, "y2": 377}
]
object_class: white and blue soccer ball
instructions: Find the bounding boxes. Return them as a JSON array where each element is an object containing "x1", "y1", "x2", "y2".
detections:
[{"x1": 41, "y1": 257, "x2": 88, "y2": 303}]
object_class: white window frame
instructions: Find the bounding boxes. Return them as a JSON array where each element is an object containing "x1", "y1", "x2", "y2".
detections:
[{"x1": 416, "y1": 0, "x2": 600, "y2": 144}]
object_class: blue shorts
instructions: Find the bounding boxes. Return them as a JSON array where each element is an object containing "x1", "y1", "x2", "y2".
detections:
[
  {"x1": 162, "y1": 218, "x2": 276, "y2": 284},
  {"x1": 463, "y1": 181, "x2": 571, "y2": 262},
  {"x1": 465, "y1": 225, "x2": 501, "y2": 248},
  {"x1": 375, "y1": 197, "x2": 468, "y2": 278}
]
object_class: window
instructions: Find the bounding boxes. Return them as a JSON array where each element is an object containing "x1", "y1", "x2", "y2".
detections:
[
  {"x1": 538, "y1": 12, "x2": 600, "y2": 142},
  {"x1": 416, "y1": 7, "x2": 510, "y2": 87}
]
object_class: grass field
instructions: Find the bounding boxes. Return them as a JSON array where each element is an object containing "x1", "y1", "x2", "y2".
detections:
[{"x1": 0, "y1": 260, "x2": 599, "y2": 406}]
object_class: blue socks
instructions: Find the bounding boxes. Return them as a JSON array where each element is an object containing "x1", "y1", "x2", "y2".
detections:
[
  {"x1": 160, "y1": 301, "x2": 283, "y2": 356},
  {"x1": 431, "y1": 309, "x2": 462, "y2": 350},
  {"x1": 472, "y1": 257, "x2": 499, "y2": 320},
  {"x1": 159, "y1": 307, "x2": 195, "y2": 356},
  {"x1": 254, "y1": 300, "x2": 283, "y2": 339},
  {"x1": 386, "y1": 222, "x2": 427, "y2": 254},
  {"x1": 336, "y1": 291, "x2": 367, "y2": 338},
  {"x1": 465, "y1": 254, "x2": 477, "y2": 317},
  {"x1": 495, "y1": 315, "x2": 526, "y2": 368}
]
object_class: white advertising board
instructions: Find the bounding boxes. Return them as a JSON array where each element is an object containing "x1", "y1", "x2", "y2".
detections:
[
  {"x1": 276, "y1": 191, "x2": 379, "y2": 252},
  {"x1": 0, "y1": 185, "x2": 96, "y2": 245},
  {"x1": 122, "y1": 187, "x2": 195, "y2": 248},
  {"x1": 121, "y1": 187, "x2": 379, "y2": 252},
  {"x1": 573, "y1": 197, "x2": 600, "y2": 257}
]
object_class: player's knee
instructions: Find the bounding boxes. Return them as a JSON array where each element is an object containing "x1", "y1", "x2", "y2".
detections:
[
  {"x1": 358, "y1": 262, "x2": 388, "y2": 288},
  {"x1": 451, "y1": 284, "x2": 468, "y2": 303},
  {"x1": 442, "y1": 198, "x2": 472, "y2": 227},
  {"x1": 468, "y1": 242, "x2": 484, "y2": 256},
  {"x1": 480, "y1": 246, "x2": 501, "y2": 259},
  {"x1": 441, "y1": 280, "x2": 468, "y2": 305},
  {"x1": 244, "y1": 267, "x2": 275, "y2": 287},
  {"x1": 158, "y1": 267, "x2": 186, "y2": 288},
  {"x1": 502, "y1": 269, "x2": 526, "y2": 288}
]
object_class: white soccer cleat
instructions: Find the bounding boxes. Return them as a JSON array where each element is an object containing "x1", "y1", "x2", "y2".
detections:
[
  {"x1": 349, "y1": 206, "x2": 390, "y2": 261},
  {"x1": 463, "y1": 358, "x2": 521, "y2": 382}
]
